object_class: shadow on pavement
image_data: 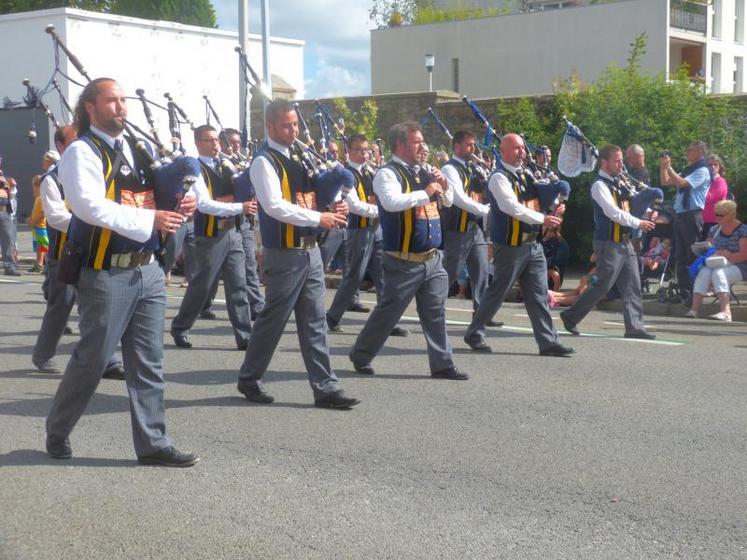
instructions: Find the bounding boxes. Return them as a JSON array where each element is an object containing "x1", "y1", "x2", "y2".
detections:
[{"x1": 0, "y1": 449, "x2": 134, "y2": 468}]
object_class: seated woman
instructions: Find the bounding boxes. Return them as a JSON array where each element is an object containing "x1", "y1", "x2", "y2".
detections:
[
  {"x1": 548, "y1": 255, "x2": 597, "y2": 308},
  {"x1": 686, "y1": 199, "x2": 747, "y2": 321}
]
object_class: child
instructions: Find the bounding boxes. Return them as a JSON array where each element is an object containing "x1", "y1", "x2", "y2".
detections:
[{"x1": 26, "y1": 176, "x2": 48, "y2": 273}]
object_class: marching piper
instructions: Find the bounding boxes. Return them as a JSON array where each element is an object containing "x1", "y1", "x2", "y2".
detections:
[
  {"x1": 348, "y1": 121, "x2": 468, "y2": 380},
  {"x1": 463, "y1": 133, "x2": 575, "y2": 357},
  {"x1": 237, "y1": 99, "x2": 360, "y2": 409},
  {"x1": 170, "y1": 125, "x2": 255, "y2": 350},
  {"x1": 560, "y1": 144, "x2": 656, "y2": 339}
]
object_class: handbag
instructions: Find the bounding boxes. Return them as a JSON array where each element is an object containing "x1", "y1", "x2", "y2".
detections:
[{"x1": 705, "y1": 255, "x2": 729, "y2": 269}]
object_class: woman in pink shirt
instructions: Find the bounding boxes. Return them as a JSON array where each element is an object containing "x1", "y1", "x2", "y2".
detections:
[{"x1": 701, "y1": 154, "x2": 729, "y2": 240}]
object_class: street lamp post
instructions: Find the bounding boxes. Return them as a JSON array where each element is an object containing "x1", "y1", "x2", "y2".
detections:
[{"x1": 424, "y1": 53, "x2": 435, "y2": 92}]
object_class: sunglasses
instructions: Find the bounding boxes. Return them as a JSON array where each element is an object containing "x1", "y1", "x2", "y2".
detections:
[{"x1": 715, "y1": 213, "x2": 727, "y2": 217}]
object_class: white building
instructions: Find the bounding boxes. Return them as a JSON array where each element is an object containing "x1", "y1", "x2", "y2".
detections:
[
  {"x1": 0, "y1": 7, "x2": 305, "y2": 152},
  {"x1": 372, "y1": 0, "x2": 746, "y2": 97}
]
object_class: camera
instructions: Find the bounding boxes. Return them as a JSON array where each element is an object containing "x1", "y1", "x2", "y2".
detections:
[{"x1": 661, "y1": 149, "x2": 672, "y2": 158}]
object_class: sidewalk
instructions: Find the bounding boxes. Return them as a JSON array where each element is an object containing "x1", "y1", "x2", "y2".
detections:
[{"x1": 12, "y1": 224, "x2": 746, "y2": 322}]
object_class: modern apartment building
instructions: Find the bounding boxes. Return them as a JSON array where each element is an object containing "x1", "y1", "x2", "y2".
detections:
[{"x1": 372, "y1": 0, "x2": 747, "y2": 97}]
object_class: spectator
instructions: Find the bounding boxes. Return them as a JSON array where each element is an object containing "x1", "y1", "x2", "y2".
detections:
[
  {"x1": 700, "y1": 154, "x2": 729, "y2": 241},
  {"x1": 686, "y1": 200, "x2": 747, "y2": 322},
  {"x1": 640, "y1": 237, "x2": 671, "y2": 274},
  {"x1": 660, "y1": 140, "x2": 711, "y2": 304},
  {"x1": 542, "y1": 227, "x2": 570, "y2": 290},
  {"x1": 26, "y1": 175, "x2": 49, "y2": 273},
  {"x1": 625, "y1": 144, "x2": 650, "y2": 185},
  {"x1": 0, "y1": 156, "x2": 20, "y2": 276}
]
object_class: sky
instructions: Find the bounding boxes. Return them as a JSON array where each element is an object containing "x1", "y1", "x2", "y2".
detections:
[{"x1": 212, "y1": 0, "x2": 373, "y2": 99}]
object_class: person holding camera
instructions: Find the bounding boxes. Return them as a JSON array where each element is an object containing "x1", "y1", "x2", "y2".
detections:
[
  {"x1": 660, "y1": 141, "x2": 711, "y2": 304},
  {"x1": 0, "y1": 163, "x2": 20, "y2": 276}
]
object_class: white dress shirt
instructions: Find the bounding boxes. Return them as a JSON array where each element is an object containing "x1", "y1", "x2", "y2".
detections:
[
  {"x1": 249, "y1": 138, "x2": 321, "y2": 227},
  {"x1": 194, "y1": 155, "x2": 244, "y2": 217},
  {"x1": 489, "y1": 162, "x2": 545, "y2": 225},
  {"x1": 591, "y1": 170, "x2": 641, "y2": 229},
  {"x1": 346, "y1": 160, "x2": 379, "y2": 219},
  {"x1": 373, "y1": 156, "x2": 452, "y2": 211},
  {"x1": 442, "y1": 156, "x2": 490, "y2": 218},
  {"x1": 58, "y1": 125, "x2": 155, "y2": 243},
  {"x1": 40, "y1": 167, "x2": 71, "y2": 232}
]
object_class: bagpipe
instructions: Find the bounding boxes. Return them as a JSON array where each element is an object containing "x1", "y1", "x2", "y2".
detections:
[
  {"x1": 42, "y1": 24, "x2": 200, "y2": 247},
  {"x1": 422, "y1": 106, "x2": 491, "y2": 181},
  {"x1": 520, "y1": 136, "x2": 571, "y2": 215},
  {"x1": 235, "y1": 45, "x2": 269, "y2": 156},
  {"x1": 461, "y1": 96, "x2": 501, "y2": 163},
  {"x1": 204, "y1": 94, "x2": 251, "y2": 171},
  {"x1": 557, "y1": 117, "x2": 662, "y2": 219}
]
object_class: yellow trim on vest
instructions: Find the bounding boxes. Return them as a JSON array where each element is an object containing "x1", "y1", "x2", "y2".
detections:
[
  {"x1": 267, "y1": 152, "x2": 295, "y2": 248},
  {"x1": 395, "y1": 169, "x2": 413, "y2": 252},
  {"x1": 93, "y1": 149, "x2": 115, "y2": 270},
  {"x1": 202, "y1": 168, "x2": 216, "y2": 237},
  {"x1": 357, "y1": 177, "x2": 368, "y2": 229},
  {"x1": 458, "y1": 171, "x2": 470, "y2": 233},
  {"x1": 509, "y1": 181, "x2": 522, "y2": 247},
  {"x1": 611, "y1": 190, "x2": 621, "y2": 242}
]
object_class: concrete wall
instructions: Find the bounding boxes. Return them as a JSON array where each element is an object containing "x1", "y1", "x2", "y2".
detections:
[
  {"x1": 372, "y1": 0, "x2": 669, "y2": 98},
  {"x1": 0, "y1": 8, "x2": 304, "y2": 154}
]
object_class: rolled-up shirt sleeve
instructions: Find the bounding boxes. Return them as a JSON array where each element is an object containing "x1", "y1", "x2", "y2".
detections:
[
  {"x1": 250, "y1": 155, "x2": 321, "y2": 227},
  {"x1": 443, "y1": 163, "x2": 489, "y2": 217},
  {"x1": 58, "y1": 141, "x2": 155, "y2": 243},
  {"x1": 346, "y1": 187, "x2": 378, "y2": 218},
  {"x1": 40, "y1": 175, "x2": 71, "y2": 232},
  {"x1": 192, "y1": 174, "x2": 243, "y2": 217},
  {"x1": 590, "y1": 180, "x2": 641, "y2": 229},
  {"x1": 489, "y1": 172, "x2": 545, "y2": 225},
  {"x1": 686, "y1": 167, "x2": 710, "y2": 193},
  {"x1": 373, "y1": 167, "x2": 431, "y2": 211}
]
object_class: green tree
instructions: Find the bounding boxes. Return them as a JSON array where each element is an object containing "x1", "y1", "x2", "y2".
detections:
[
  {"x1": 331, "y1": 98, "x2": 380, "y2": 146},
  {"x1": 0, "y1": 0, "x2": 216, "y2": 26}
]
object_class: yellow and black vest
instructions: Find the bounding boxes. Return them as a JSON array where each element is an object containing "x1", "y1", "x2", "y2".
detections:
[
  {"x1": 256, "y1": 146, "x2": 319, "y2": 249},
  {"x1": 194, "y1": 157, "x2": 237, "y2": 237},
  {"x1": 592, "y1": 175, "x2": 632, "y2": 242},
  {"x1": 346, "y1": 163, "x2": 377, "y2": 230},
  {"x1": 42, "y1": 166, "x2": 67, "y2": 261},
  {"x1": 441, "y1": 158, "x2": 485, "y2": 233},
  {"x1": 379, "y1": 161, "x2": 442, "y2": 253},
  {"x1": 489, "y1": 164, "x2": 542, "y2": 247},
  {"x1": 67, "y1": 132, "x2": 159, "y2": 270}
]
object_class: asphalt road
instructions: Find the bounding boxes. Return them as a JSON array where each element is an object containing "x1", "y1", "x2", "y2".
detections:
[{"x1": 1, "y1": 272, "x2": 746, "y2": 559}]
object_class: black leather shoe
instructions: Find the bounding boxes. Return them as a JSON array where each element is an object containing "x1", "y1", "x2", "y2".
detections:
[
  {"x1": 236, "y1": 339, "x2": 248, "y2": 351},
  {"x1": 539, "y1": 344, "x2": 576, "y2": 357},
  {"x1": 137, "y1": 446, "x2": 199, "y2": 467},
  {"x1": 172, "y1": 333, "x2": 192, "y2": 349},
  {"x1": 486, "y1": 319, "x2": 504, "y2": 327},
  {"x1": 326, "y1": 316, "x2": 343, "y2": 333},
  {"x1": 33, "y1": 358, "x2": 62, "y2": 373},
  {"x1": 46, "y1": 435, "x2": 72, "y2": 459},
  {"x1": 199, "y1": 309, "x2": 217, "y2": 320},
  {"x1": 238, "y1": 382, "x2": 275, "y2": 404},
  {"x1": 465, "y1": 339, "x2": 492, "y2": 353},
  {"x1": 4, "y1": 268, "x2": 21, "y2": 277},
  {"x1": 624, "y1": 331, "x2": 656, "y2": 340},
  {"x1": 390, "y1": 326, "x2": 410, "y2": 337},
  {"x1": 559, "y1": 312, "x2": 580, "y2": 336},
  {"x1": 102, "y1": 364, "x2": 125, "y2": 380},
  {"x1": 63, "y1": 325, "x2": 74, "y2": 335},
  {"x1": 314, "y1": 391, "x2": 361, "y2": 409},
  {"x1": 346, "y1": 302, "x2": 370, "y2": 313},
  {"x1": 431, "y1": 367, "x2": 469, "y2": 380},
  {"x1": 352, "y1": 362, "x2": 375, "y2": 375}
]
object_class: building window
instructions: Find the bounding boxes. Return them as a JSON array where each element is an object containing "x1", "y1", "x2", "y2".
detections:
[
  {"x1": 452, "y1": 57, "x2": 459, "y2": 93},
  {"x1": 735, "y1": 0, "x2": 744, "y2": 44},
  {"x1": 712, "y1": 0, "x2": 722, "y2": 39},
  {"x1": 712, "y1": 52, "x2": 722, "y2": 93},
  {"x1": 735, "y1": 57, "x2": 743, "y2": 93}
]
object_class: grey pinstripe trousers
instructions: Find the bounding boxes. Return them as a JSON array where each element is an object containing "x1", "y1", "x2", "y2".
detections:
[
  {"x1": 46, "y1": 262, "x2": 171, "y2": 456},
  {"x1": 239, "y1": 246, "x2": 340, "y2": 395}
]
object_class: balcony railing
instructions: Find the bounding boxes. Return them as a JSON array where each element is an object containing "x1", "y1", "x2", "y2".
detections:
[{"x1": 670, "y1": 2, "x2": 707, "y2": 35}]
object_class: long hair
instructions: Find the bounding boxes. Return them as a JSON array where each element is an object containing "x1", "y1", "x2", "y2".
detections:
[{"x1": 73, "y1": 77, "x2": 116, "y2": 134}]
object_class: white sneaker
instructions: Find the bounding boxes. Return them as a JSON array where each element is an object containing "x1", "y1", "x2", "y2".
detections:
[
  {"x1": 709, "y1": 312, "x2": 732, "y2": 322},
  {"x1": 684, "y1": 309, "x2": 697, "y2": 318}
]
